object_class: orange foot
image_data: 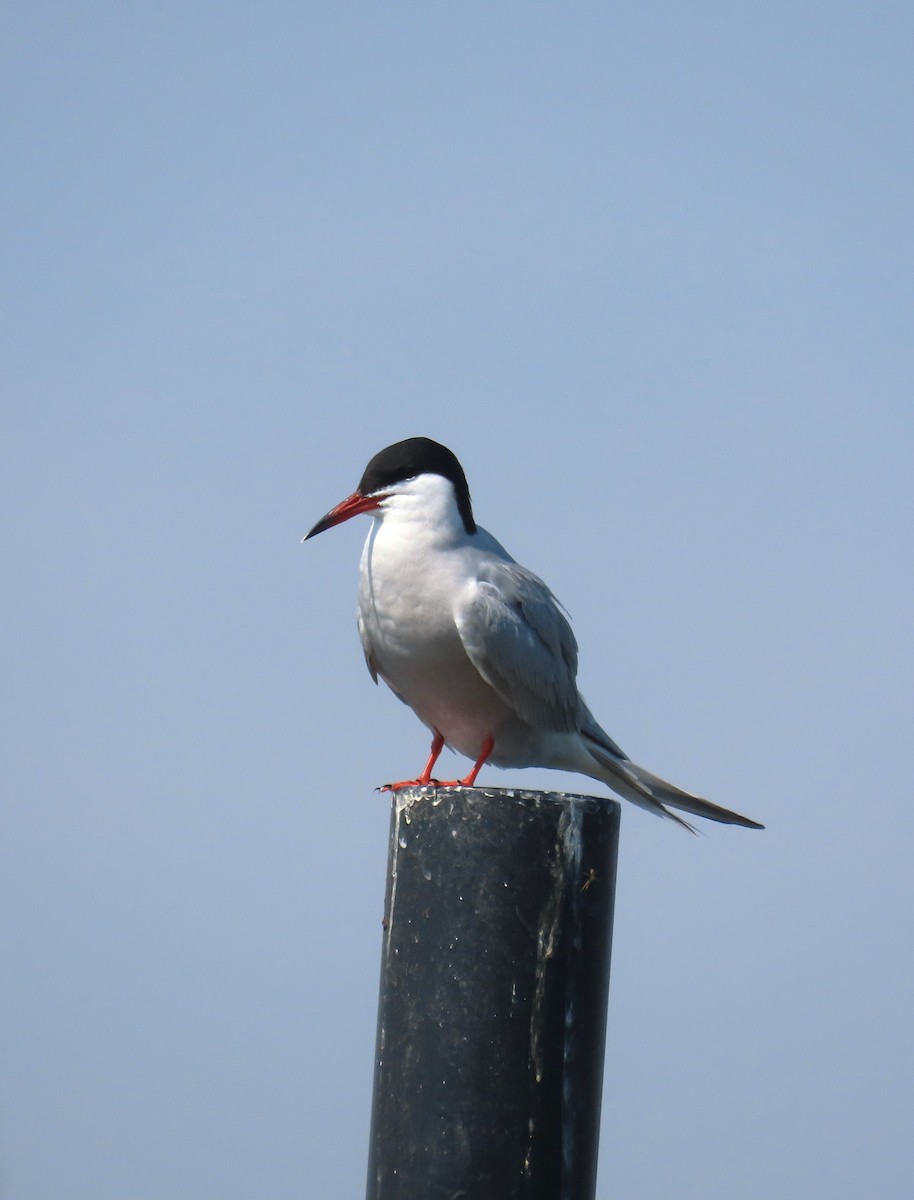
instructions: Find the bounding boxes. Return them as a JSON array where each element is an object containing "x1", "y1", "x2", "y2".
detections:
[
  {"x1": 377, "y1": 778, "x2": 435, "y2": 792},
  {"x1": 377, "y1": 734, "x2": 495, "y2": 793},
  {"x1": 377, "y1": 776, "x2": 470, "y2": 791},
  {"x1": 377, "y1": 732, "x2": 446, "y2": 792}
]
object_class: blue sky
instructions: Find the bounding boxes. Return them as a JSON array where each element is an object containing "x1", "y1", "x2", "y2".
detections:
[{"x1": 2, "y1": 3, "x2": 913, "y2": 1197}]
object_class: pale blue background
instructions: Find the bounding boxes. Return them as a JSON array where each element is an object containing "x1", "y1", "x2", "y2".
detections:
[{"x1": 2, "y1": 3, "x2": 913, "y2": 1197}]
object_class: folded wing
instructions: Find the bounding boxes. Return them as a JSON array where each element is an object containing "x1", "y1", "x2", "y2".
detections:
[{"x1": 455, "y1": 561, "x2": 582, "y2": 732}]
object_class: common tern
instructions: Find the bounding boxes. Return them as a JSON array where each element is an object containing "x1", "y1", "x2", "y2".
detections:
[{"x1": 305, "y1": 437, "x2": 763, "y2": 831}]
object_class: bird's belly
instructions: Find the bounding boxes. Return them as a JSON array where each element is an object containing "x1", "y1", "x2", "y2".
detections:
[
  {"x1": 360, "y1": 580, "x2": 515, "y2": 759},
  {"x1": 379, "y1": 629, "x2": 505, "y2": 751}
]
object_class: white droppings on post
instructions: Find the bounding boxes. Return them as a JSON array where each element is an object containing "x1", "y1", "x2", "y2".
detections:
[
  {"x1": 386, "y1": 787, "x2": 427, "y2": 956},
  {"x1": 558, "y1": 801, "x2": 586, "y2": 1194}
]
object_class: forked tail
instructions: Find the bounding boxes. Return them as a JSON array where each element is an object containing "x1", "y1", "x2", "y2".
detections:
[{"x1": 582, "y1": 731, "x2": 764, "y2": 832}]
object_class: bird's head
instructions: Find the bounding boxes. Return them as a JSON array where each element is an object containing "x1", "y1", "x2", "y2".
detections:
[{"x1": 303, "y1": 437, "x2": 476, "y2": 541}]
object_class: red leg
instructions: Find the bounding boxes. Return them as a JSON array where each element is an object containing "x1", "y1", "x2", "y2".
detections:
[
  {"x1": 418, "y1": 731, "x2": 445, "y2": 784},
  {"x1": 458, "y1": 734, "x2": 495, "y2": 787},
  {"x1": 379, "y1": 731, "x2": 445, "y2": 792},
  {"x1": 423, "y1": 734, "x2": 495, "y2": 788}
]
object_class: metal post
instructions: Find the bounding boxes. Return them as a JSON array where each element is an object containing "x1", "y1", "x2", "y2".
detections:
[{"x1": 366, "y1": 785, "x2": 621, "y2": 1200}]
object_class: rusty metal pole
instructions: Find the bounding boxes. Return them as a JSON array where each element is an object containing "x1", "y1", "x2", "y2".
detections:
[{"x1": 366, "y1": 785, "x2": 621, "y2": 1200}]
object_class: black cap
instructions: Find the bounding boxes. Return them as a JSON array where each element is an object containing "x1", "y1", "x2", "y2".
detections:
[{"x1": 358, "y1": 438, "x2": 476, "y2": 534}]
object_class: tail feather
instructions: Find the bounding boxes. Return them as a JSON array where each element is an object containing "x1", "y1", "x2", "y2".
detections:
[
  {"x1": 582, "y1": 733, "x2": 764, "y2": 831},
  {"x1": 626, "y1": 761, "x2": 765, "y2": 829}
]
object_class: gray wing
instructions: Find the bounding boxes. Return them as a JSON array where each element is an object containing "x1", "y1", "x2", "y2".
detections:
[
  {"x1": 358, "y1": 607, "x2": 412, "y2": 706},
  {"x1": 454, "y1": 561, "x2": 581, "y2": 732},
  {"x1": 357, "y1": 608, "x2": 379, "y2": 682}
]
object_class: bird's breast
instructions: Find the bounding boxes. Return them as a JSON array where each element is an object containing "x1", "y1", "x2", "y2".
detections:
[
  {"x1": 357, "y1": 524, "x2": 512, "y2": 752},
  {"x1": 359, "y1": 529, "x2": 464, "y2": 665}
]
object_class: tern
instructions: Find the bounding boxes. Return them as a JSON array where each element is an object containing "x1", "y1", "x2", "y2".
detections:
[{"x1": 305, "y1": 437, "x2": 763, "y2": 831}]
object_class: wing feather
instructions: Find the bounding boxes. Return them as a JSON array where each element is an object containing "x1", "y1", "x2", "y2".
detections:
[
  {"x1": 455, "y1": 561, "x2": 580, "y2": 732},
  {"x1": 357, "y1": 608, "x2": 379, "y2": 682},
  {"x1": 358, "y1": 607, "x2": 414, "y2": 706}
]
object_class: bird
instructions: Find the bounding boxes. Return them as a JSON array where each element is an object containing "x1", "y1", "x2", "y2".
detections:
[{"x1": 304, "y1": 437, "x2": 763, "y2": 831}]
